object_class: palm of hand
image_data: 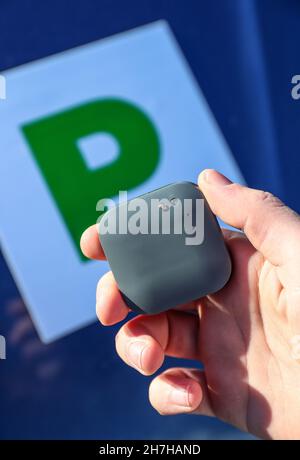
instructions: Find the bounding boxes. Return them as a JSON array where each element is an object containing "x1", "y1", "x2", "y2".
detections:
[{"x1": 202, "y1": 231, "x2": 300, "y2": 439}]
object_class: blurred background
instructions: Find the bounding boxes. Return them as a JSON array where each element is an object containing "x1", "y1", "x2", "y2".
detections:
[{"x1": 0, "y1": 0, "x2": 300, "y2": 440}]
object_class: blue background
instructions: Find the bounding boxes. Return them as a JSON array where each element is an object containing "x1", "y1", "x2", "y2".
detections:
[{"x1": 0, "y1": 0, "x2": 299, "y2": 439}]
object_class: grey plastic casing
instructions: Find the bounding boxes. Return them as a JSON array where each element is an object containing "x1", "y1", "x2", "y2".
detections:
[{"x1": 99, "y1": 182, "x2": 232, "y2": 314}]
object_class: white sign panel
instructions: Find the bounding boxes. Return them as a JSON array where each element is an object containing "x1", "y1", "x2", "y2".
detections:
[{"x1": 0, "y1": 21, "x2": 243, "y2": 342}]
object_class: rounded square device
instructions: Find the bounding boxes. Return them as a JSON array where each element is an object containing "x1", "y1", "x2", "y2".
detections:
[{"x1": 99, "y1": 182, "x2": 231, "y2": 314}]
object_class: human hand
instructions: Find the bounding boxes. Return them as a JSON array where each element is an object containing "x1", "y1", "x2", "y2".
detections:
[{"x1": 81, "y1": 169, "x2": 300, "y2": 439}]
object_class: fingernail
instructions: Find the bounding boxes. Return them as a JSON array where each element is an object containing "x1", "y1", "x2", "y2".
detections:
[
  {"x1": 127, "y1": 341, "x2": 148, "y2": 370},
  {"x1": 168, "y1": 386, "x2": 190, "y2": 407},
  {"x1": 201, "y1": 169, "x2": 232, "y2": 186}
]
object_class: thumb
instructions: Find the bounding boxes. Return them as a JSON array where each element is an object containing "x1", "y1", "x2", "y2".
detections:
[{"x1": 198, "y1": 169, "x2": 300, "y2": 266}]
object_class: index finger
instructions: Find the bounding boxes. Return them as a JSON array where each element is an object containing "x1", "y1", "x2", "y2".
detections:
[{"x1": 80, "y1": 224, "x2": 106, "y2": 260}]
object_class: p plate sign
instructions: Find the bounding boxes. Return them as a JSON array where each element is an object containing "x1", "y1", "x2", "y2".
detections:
[{"x1": 0, "y1": 21, "x2": 243, "y2": 342}]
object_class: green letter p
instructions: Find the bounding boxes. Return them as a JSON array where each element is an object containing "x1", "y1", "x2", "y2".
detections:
[{"x1": 22, "y1": 98, "x2": 160, "y2": 261}]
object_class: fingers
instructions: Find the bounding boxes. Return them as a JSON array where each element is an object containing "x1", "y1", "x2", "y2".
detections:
[
  {"x1": 115, "y1": 311, "x2": 200, "y2": 375},
  {"x1": 115, "y1": 316, "x2": 165, "y2": 376},
  {"x1": 199, "y1": 169, "x2": 300, "y2": 266},
  {"x1": 80, "y1": 224, "x2": 106, "y2": 260},
  {"x1": 149, "y1": 368, "x2": 214, "y2": 416},
  {"x1": 96, "y1": 269, "x2": 198, "y2": 326},
  {"x1": 96, "y1": 272, "x2": 130, "y2": 325}
]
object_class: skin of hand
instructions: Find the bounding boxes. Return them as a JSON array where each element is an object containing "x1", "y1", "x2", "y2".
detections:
[{"x1": 80, "y1": 169, "x2": 300, "y2": 440}]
